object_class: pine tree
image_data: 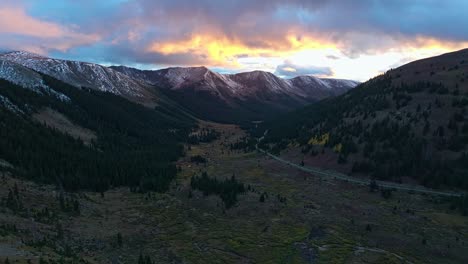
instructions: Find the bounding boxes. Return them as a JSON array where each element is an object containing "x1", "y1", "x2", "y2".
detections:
[
  {"x1": 56, "y1": 222, "x2": 64, "y2": 240},
  {"x1": 117, "y1": 232, "x2": 123, "y2": 248},
  {"x1": 259, "y1": 193, "x2": 265, "y2": 203},
  {"x1": 369, "y1": 180, "x2": 378, "y2": 192},
  {"x1": 73, "y1": 200, "x2": 80, "y2": 214},
  {"x1": 13, "y1": 183, "x2": 19, "y2": 198},
  {"x1": 145, "y1": 256, "x2": 152, "y2": 264}
]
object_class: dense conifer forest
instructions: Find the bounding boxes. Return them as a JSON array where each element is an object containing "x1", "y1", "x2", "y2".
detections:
[{"x1": 0, "y1": 76, "x2": 195, "y2": 192}]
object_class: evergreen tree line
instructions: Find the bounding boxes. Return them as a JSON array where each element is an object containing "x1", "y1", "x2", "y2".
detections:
[
  {"x1": 188, "y1": 128, "x2": 220, "y2": 144},
  {"x1": 229, "y1": 137, "x2": 256, "y2": 152},
  {"x1": 190, "y1": 155, "x2": 207, "y2": 164},
  {"x1": 190, "y1": 172, "x2": 245, "y2": 208}
]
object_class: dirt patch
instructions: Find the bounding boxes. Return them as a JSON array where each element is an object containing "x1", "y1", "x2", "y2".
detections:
[{"x1": 32, "y1": 108, "x2": 97, "y2": 145}]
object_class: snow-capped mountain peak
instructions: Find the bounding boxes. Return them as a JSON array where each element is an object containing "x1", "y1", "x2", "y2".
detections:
[
  {"x1": 2, "y1": 51, "x2": 47, "y2": 60},
  {"x1": 0, "y1": 51, "x2": 359, "y2": 123},
  {"x1": 0, "y1": 59, "x2": 47, "y2": 89},
  {"x1": 0, "y1": 51, "x2": 151, "y2": 99},
  {"x1": 0, "y1": 59, "x2": 70, "y2": 102},
  {"x1": 123, "y1": 66, "x2": 359, "y2": 101}
]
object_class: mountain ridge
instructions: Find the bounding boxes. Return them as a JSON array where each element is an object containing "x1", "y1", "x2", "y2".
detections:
[
  {"x1": 0, "y1": 51, "x2": 155, "y2": 102},
  {"x1": 111, "y1": 64, "x2": 359, "y2": 123},
  {"x1": 111, "y1": 65, "x2": 359, "y2": 101},
  {"x1": 0, "y1": 51, "x2": 358, "y2": 124}
]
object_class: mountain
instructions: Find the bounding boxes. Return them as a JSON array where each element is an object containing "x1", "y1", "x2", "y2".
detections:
[
  {"x1": 111, "y1": 65, "x2": 359, "y2": 123},
  {"x1": 0, "y1": 59, "x2": 47, "y2": 90},
  {"x1": 0, "y1": 62, "x2": 195, "y2": 192},
  {"x1": 0, "y1": 59, "x2": 73, "y2": 102},
  {"x1": 111, "y1": 65, "x2": 357, "y2": 100},
  {"x1": 0, "y1": 51, "x2": 357, "y2": 124},
  {"x1": 0, "y1": 51, "x2": 156, "y2": 104},
  {"x1": 258, "y1": 48, "x2": 468, "y2": 191}
]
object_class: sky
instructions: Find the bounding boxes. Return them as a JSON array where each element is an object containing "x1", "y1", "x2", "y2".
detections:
[{"x1": 1, "y1": 0, "x2": 468, "y2": 81}]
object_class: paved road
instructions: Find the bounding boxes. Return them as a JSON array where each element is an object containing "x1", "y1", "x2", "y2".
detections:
[{"x1": 256, "y1": 147, "x2": 464, "y2": 198}]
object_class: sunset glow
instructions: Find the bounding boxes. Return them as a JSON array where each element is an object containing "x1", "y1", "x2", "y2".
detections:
[{"x1": 1, "y1": 0, "x2": 467, "y2": 81}]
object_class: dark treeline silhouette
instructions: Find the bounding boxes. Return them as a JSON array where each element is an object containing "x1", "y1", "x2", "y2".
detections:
[
  {"x1": 190, "y1": 172, "x2": 245, "y2": 208},
  {"x1": 230, "y1": 137, "x2": 256, "y2": 152},
  {"x1": 190, "y1": 155, "x2": 207, "y2": 164},
  {"x1": 188, "y1": 128, "x2": 220, "y2": 144}
]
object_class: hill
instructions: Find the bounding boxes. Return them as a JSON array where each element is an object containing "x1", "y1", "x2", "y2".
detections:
[{"x1": 258, "y1": 48, "x2": 468, "y2": 190}]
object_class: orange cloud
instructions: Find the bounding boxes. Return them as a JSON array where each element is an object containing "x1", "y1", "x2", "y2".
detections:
[
  {"x1": 147, "y1": 32, "x2": 336, "y2": 68},
  {"x1": 149, "y1": 29, "x2": 468, "y2": 71},
  {"x1": 404, "y1": 36, "x2": 468, "y2": 53}
]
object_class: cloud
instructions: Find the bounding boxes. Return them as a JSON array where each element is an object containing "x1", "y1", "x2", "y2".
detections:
[
  {"x1": 1, "y1": 0, "x2": 468, "y2": 79},
  {"x1": 93, "y1": 0, "x2": 468, "y2": 69},
  {"x1": 326, "y1": 55, "x2": 340, "y2": 60},
  {"x1": 0, "y1": 6, "x2": 65, "y2": 38},
  {"x1": 0, "y1": 4, "x2": 99, "y2": 54},
  {"x1": 275, "y1": 60, "x2": 333, "y2": 78}
]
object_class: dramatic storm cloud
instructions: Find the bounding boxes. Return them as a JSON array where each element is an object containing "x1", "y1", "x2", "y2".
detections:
[{"x1": 1, "y1": 0, "x2": 467, "y2": 80}]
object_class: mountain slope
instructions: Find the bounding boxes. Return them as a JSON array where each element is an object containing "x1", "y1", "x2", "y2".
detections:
[
  {"x1": 111, "y1": 65, "x2": 359, "y2": 124},
  {"x1": 0, "y1": 59, "x2": 47, "y2": 90},
  {"x1": 258, "y1": 48, "x2": 468, "y2": 190},
  {"x1": 0, "y1": 51, "x2": 156, "y2": 103},
  {"x1": 0, "y1": 64, "x2": 195, "y2": 192},
  {"x1": 0, "y1": 59, "x2": 71, "y2": 102}
]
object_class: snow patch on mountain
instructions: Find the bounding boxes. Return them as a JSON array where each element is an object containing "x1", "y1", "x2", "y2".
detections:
[
  {"x1": 42, "y1": 86, "x2": 71, "y2": 102},
  {"x1": 0, "y1": 59, "x2": 47, "y2": 90},
  {"x1": 0, "y1": 95, "x2": 24, "y2": 114},
  {"x1": 320, "y1": 78, "x2": 360, "y2": 89},
  {"x1": 112, "y1": 65, "x2": 359, "y2": 103},
  {"x1": 1, "y1": 51, "x2": 359, "y2": 110},
  {"x1": 0, "y1": 51, "x2": 149, "y2": 98},
  {"x1": 0, "y1": 59, "x2": 71, "y2": 102}
]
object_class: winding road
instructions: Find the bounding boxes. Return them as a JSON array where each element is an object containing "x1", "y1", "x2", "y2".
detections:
[{"x1": 256, "y1": 133, "x2": 464, "y2": 197}]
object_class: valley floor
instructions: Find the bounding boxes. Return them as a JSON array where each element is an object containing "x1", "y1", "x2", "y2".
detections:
[{"x1": 1, "y1": 122, "x2": 467, "y2": 263}]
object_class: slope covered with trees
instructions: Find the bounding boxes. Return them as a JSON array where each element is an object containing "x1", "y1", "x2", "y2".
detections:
[
  {"x1": 0, "y1": 74, "x2": 195, "y2": 192},
  {"x1": 258, "y1": 49, "x2": 468, "y2": 191}
]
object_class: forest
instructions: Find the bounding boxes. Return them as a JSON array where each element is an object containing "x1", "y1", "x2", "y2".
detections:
[
  {"x1": 190, "y1": 172, "x2": 245, "y2": 209},
  {"x1": 0, "y1": 76, "x2": 195, "y2": 192},
  {"x1": 258, "y1": 74, "x2": 468, "y2": 190}
]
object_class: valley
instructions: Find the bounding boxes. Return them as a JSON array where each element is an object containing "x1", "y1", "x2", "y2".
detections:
[
  {"x1": 2, "y1": 1, "x2": 468, "y2": 263},
  {"x1": 1, "y1": 123, "x2": 467, "y2": 263},
  {"x1": 1, "y1": 49, "x2": 468, "y2": 264},
  {"x1": 110, "y1": 66, "x2": 357, "y2": 124}
]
